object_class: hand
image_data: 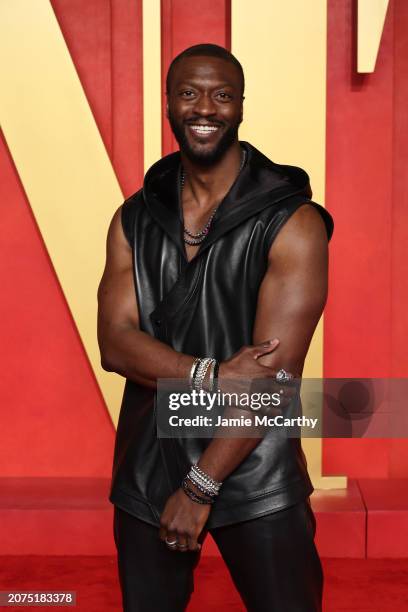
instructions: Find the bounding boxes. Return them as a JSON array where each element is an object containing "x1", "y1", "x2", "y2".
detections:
[
  {"x1": 159, "y1": 488, "x2": 210, "y2": 553},
  {"x1": 219, "y1": 338, "x2": 281, "y2": 381},
  {"x1": 218, "y1": 338, "x2": 297, "y2": 411},
  {"x1": 218, "y1": 338, "x2": 281, "y2": 398}
]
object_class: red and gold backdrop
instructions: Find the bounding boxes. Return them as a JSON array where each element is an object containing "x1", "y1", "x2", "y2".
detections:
[{"x1": 0, "y1": 0, "x2": 407, "y2": 492}]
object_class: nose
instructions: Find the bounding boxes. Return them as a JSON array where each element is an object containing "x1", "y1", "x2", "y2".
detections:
[{"x1": 193, "y1": 92, "x2": 217, "y2": 117}]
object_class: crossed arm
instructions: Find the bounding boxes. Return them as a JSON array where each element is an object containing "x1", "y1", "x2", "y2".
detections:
[
  {"x1": 97, "y1": 203, "x2": 329, "y2": 549},
  {"x1": 195, "y1": 204, "x2": 329, "y2": 484}
]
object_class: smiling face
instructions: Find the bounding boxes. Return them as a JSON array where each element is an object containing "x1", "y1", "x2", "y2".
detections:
[{"x1": 166, "y1": 55, "x2": 244, "y2": 165}]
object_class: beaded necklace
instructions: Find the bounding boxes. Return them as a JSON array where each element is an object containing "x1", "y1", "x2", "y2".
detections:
[{"x1": 180, "y1": 148, "x2": 246, "y2": 246}]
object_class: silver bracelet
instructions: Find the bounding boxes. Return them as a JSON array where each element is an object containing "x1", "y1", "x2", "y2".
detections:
[
  {"x1": 188, "y1": 469, "x2": 219, "y2": 496},
  {"x1": 185, "y1": 474, "x2": 217, "y2": 498},
  {"x1": 194, "y1": 358, "x2": 212, "y2": 391},
  {"x1": 194, "y1": 358, "x2": 215, "y2": 392},
  {"x1": 189, "y1": 357, "x2": 219, "y2": 393},
  {"x1": 187, "y1": 470, "x2": 219, "y2": 499},
  {"x1": 189, "y1": 357, "x2": 200, "y2": 391},
  {"x1": 190, "y1": 464, "x2": 222, "y2": 493},
  {"x1": 208, "y1": 359, "x2": 218, "y2": 392}
]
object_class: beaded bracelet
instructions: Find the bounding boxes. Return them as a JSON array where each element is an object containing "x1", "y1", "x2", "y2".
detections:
[
  {"x1": 189, "y1": 357, "x2": 201, "y2": 391},
  {"x1": 188, "y1": 470, "x2": 219, "y2": 497},
  {"x1": 194, "y1": 358, "x2": 214, "y2": 392},
  {"x1": 185, "y1": 474, "x2": 217, "y2": 498},
  {"x1": 191, "y1": 464, "x2": 222, "y2": 492},
  {"x1": 181, "y1": 478, "x2": 215, "y2": 505},
  {"x1": 189, "y1": 357, "x2": 219, "y2": 393}
]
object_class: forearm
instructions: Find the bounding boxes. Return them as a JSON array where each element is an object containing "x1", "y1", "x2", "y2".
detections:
[
  {"x1": 195, "y1": 314, "x2": 315, "y2": 483},
  {"x1": 196, "y1": 385, "x2": 264, "y2": 482},
  {"x1": 100, "y1": 324, "x2": 194, "y2": 388}
]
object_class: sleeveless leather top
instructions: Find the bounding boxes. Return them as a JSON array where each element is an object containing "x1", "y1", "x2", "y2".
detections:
[{"x1": 109, "y1": 141, "x2": 334, "y2": 528}]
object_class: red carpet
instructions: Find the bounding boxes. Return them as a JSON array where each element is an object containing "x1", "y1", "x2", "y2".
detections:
[{"x1": 0, "y1": 556, "x2": 407, "y2": 611}]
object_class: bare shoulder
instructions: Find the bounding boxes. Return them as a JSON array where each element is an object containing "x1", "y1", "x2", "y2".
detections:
[
  {"x1": 107, "y1": 205, "x2": 129, "y2": 246},
  {"x1": 268, "y1": 203, "x2": 328, "y2": 265},
  {"x1": 97, "y1": 205, "x2": 133, "y2": 305},
  {"x1": 104, "y1": 204, "x2": 132, "y2": 264}
]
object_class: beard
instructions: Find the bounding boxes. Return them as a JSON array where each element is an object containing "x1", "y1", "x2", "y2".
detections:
[{"x1": 168, "y1": 113, "x2": 241, "y2": 166}]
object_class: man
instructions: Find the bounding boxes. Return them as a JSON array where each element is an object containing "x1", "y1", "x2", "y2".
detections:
[{"x1": 98, "y1": 43, "x2": 333, "y2": 611}]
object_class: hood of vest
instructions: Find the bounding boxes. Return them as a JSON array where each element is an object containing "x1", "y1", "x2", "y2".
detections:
[{"x1": 141, "y1": 141, "x2": 325, "y2": 257}]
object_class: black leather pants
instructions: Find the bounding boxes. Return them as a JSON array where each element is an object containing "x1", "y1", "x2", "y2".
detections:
[{"x1": 113, "y1": 499, "x2": 323, "y2": 612}]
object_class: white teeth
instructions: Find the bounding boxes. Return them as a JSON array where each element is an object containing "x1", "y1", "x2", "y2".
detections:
[{"x1": 190, "y1": 125, "x2": 219, "y2": 132}]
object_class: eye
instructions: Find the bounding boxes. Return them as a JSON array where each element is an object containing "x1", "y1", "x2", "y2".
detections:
[
  {"x1": 216, "y1": 91, "x2": 233, "y2": 101},
  {"x1": 179, "y1": 90, "x2": 195, "y2": 98}
]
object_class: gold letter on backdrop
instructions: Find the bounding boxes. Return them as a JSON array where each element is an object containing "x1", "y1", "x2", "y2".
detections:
[
  {"x1": 358, "y1": 0, "x2": 390, "y2": 73},
  {"x1": 231, "y1": 0, "x2": 346, "y2": 488},
  {"x1": 0, "y1": 0, "x2": 124, "y2": 425},
  {"x1": 143, "y1": 0, "x2": 162, "y2": 172}
]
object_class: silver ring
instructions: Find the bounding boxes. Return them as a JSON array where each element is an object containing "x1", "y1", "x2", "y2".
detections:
[
  {"x1": 177, "y1": 543, "x2": 188, "y2": 549},
  {"x1": 165, "y1": 538, "x2": 177, "y2": 546},
  {"x1": 275, "y1": 368, "x2": 293, "y2": 383}
]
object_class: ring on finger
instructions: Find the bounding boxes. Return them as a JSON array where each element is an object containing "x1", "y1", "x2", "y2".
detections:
[
  {"x1": 165, "y1": 538, "x2": 177, "y2": 547},
  {"x1": 275, "y1": 368, "x2": 293, "y2": 383}
]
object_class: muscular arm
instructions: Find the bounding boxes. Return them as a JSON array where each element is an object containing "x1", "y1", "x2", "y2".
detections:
[
  {"x1": 197, "y1": 204, "x2": 329, "y2": 482},
  {"x1": 97, "y1": 206, "x2": 194, "y2": 387},
  {"x1": 98, "y1": 206, "x2": 277, "y2": 388}
]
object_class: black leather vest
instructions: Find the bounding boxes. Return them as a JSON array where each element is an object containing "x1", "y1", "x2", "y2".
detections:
[{"x1": 109, "y1": 141, "x2": 334, "y2": 528}]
